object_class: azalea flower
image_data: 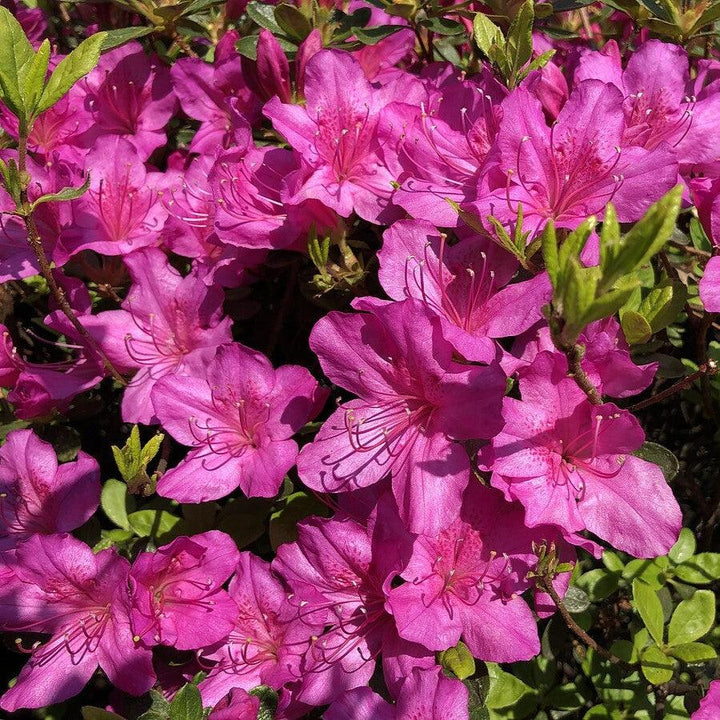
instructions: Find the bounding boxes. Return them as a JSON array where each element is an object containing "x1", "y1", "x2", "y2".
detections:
[
  {"x1": 129, "y1": 531, "x2": 239, "y2": 650},
  {"x1": 378, "y1": 219, "x2": 551, "y2": 361},
  {"x1": 264, "y1": 49, "x2": 401, "y2": 224},
  {"x1": 199, "y1": 552, "x2": 318, "y2": 705},
  {"x1": 483, "y1": 80, "x2": 678, "y2": 237},
  {"x1": 152, "y1": 342, "x2": 327, "y2": 502},
  {"x1": 0, "y1": 534, "x2": 154, "y2": 711},
  {"x1": 482, "y1": 351, "x2": 682, "y2": 557},
  {"x1": 325, "y1": 667, "x2": 468, "y2": 720},
  {"x1": 209, "y1": 688, "x2": 260, "y2": 720},
  {"x1": 0, "y1": 429, "x2": 100, "y2": 549},
  {"x1": 297, "y1": 299, "x2": 506, "y2": 535},
  {"x1": 83, "y1": 247, "x2": 233, "y2": 424}
]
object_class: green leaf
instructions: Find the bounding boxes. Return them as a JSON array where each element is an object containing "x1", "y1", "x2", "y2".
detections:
[
  {"x1": 101, "y1": 478, "x2": 136, "y2": 530},
  {"x1": 639, "y1": 277, "x2": 687, "y2": 333},
  {"x1": 640, "y1": 644, "x2": 674, "y2": 685},
  {"x1": 420, "y1": 16, "x2": 465, "y2": 35},
  {"x1": 438, "y1": 640, "x2": 476, "y2": 680},
  {"x1": 246, "y1": 1, "x2": 284, "y2": 32},
  {"x1": 633, "y1": 442, "x2": 679, "y2": 483},
  {"x1": 632, "y1": 579, "x2": 665, "y2": 645},
  {"x1": 100, "y1": 26, "x2": 156, "y2": 51},
  {"x1": 621, "y1": 310, "x2": 653, "y2": 345},
  {"x1": 623, "y1": 556, "x2": 670, "y2": 589},
  {"x1": 19, "y1": 38, "x2": 50, "y2": 116},
  {"x1": 602, "y1": 551, "x2": 625, "y2": 574},
  {"x1": 485, "y1": 662, "x2": 537, "y2": 709},
  {"x1": 128, "y1": 509, "x2": 181, "y2": 540},
  {"x1": 668, "y1": 528, "x2": 696, "y2": 565},
  {"x1": 269, "y1": 491, "x2": 330, "y2": 550},
  {"x1": 35, "y1": 31, "x2": 107, "y2": 116},
  {"x1": 673, "y1": 553, "x2": 720, "y2": 584},
  {"x1": 82, "y1": 708, "x2": 127, "y2": 720},
  {"x1": 0, "y1": 5, "x2": 35, "y2": 121},
  {"x1": 29, "y1": 174, "x2": 91, "y2": 210},
  {"x1": 249, "y1": 685, "x2": 279, "y2": 720},
  {"x1": 563, "y1": 586, "x2": 591, "y2": 613},
  {"x1": 600, "y1": 185, "x2": 683, "y2": 291},
  {"x1": 353, "y1": 24, "x2": 405, "y2": 44},
  {"x1": 169, "y1": 683, "x2": 204, "y2": 720},
  {"x1": 667, "y1": 641, "x2": 717, "y2": 664},
  {"x1": 667, "y1": 590, "x2": 715, "y2": 646},
  {"x1": 274, "y1": 3, "x2": 311, "y2": 40},
  {"x1": 505, "y1": 0, "x2": 534, "y2": 77},
  {"x1": 138, "y1": 690, "x2": 171, "y2": 720},
  {"x1": 473, "y1": 12, "x2": 503, "y2": 57},
  {"x1": 576, "y1": 568, "x2": 620, "y2": 602}
]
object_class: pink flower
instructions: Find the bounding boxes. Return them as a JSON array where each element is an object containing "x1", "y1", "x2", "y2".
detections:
[
  {"x1": 387, "y1": 483, "x2": 563, "y2": 662},
  {"x1": 272, "y1": 498, "x2": 434, "y2": 705},
  {"x1": 326, "y1": 667, "x2": 468, "y2": 720},
  {"x1": 484, "y1": 80, "x2": 678, "y2": 237},
  {"x1": 383, "y1": 66, "x2": 506, "y2": 226},
  {"x1": 210, "y1": 135, "x2": 336, "y2": 250},
  {"x1": 692, "y1": 680, "x2": 720, "y2": 720},
  {"x1": 700, "y1": 256, "x2": 720, "y2": 312},
  {"x1": 0, "y1": 534, "x2": 154, "y2": 711},
  {"x1": 83, "y1": 247, "x2": 233, "y2": 424},
  {"x1": 57, "y1": 137, "x2": 168, "y2": 261},
  {"x1": 199, "y1": 552, "x2": 318, "y2": 706},
  {"x1": 78, "y1": 41, "x2": 177, "y2": 161},
  {"x1": 129, "y1": 531, "x2": 239, "y2": 650},
  {"x1": 483, "y1": 351, "x2": 682, "y2": 557},
  {"x1": 264, "y1": 49, "x2": 400, "y2": 223},
  {"x1": 575, "y1": 40, "x2": 720, "y2": 167},
  {"x1": 297, "y1": 299, "x2": 506, "y2": 535},
  {"x1": 512, "y1": 317, "x2": 657, "y2": 398},
  {"x1": 152, "y1": 342, "x2": 327, "y2": 502},
  {"x1": 378, "y1": 219, "x2": 551, "y2": 361},
  {"x1": 209, "y1": 688, "x2": 260, "y2": 720},
  {"x1": 171, "y1": 31, "x2": 260, "y2": 154},
  {"x1": 0, "y1": 429, "x2": 100, "y2": 549}
]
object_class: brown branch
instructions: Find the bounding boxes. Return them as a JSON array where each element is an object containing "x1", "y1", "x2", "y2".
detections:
[
  {"x1": 539, "y1": 576, "x2": 636, "y2": 673},
  {"x1": 558, "y1": 340, "x2": 603, "y2": 405},
  {"x1": 16, "y1": 138, "x2": 127, "y2": 386},
  {"x1": 627, "y1": 361, "x2": 718, "y2": 413}
]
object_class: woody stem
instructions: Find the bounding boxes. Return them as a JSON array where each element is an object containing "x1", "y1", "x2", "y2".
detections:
[
  {"x1": 539, "y1": 576, "x2": 635, "y2": 673},
  {"x1": 627, "y1": 361, "x2": 718, "y2": 413},
  {"x1": 15, "y1": 134, "x2": 127, "y2": 386}
]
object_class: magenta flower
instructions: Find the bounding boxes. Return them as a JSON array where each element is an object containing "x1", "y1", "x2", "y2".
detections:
[
  {"x1": 0, "y1": 533, "x2": 154, "y2": 711},
  {"x1": 272, "y1": 502, "x2": 434, "y2": 705},
  {"x1": 692, "y1": 680, "x2": 720, "y2": 720},
  {"x1": 512, "y1": 317, "x2": 657, "y2": 398},
  {"x1": 378, "y1": 219, "x2": 551, "y2": 361},
  {"x1": 700, "y1": 256, "x2": 720, "y2": 312},
  {"x1": 129, "y1": 530, "x2": 239, "y2": 650},
  {"x1": 78, "y1": 41, "x2": 177, "y2": 161},
  {"x1": 171, "y1": 30, "x2": 260, "y2": 154},
  {"x1": 576, "y1": 39, "x2": 720, "y2": 166},
  {"x1": 199, "y1": 552, "x2": 318, "y2": 706},
  {"x1": 264, "y1": 49, "x2": 400, "y2": 224},
  {"x1": 297, "y1": 299, "x2": 506, "y2": 535},
  {"x1": 152, "y1": 342, "x2": 327, "y2": 502},
  {"x1": 325, "y1": 667, "x2": 469, "y2": 720},
  {"x1": 209, "y1": 688, "x2": 260, "y2": 720},
  {"x1": 83, "y1": 247, "x2": 233, "y2": 424},
  {"x1": 691, "y1": 166, "x2": 720, "y2": 245},
  {"x1": 210, "y1": 136, "x2": 336, "y2": 250},
  {"x1": 484, "y1": 80, "x2": 678, "y2": 236},
  {"x1": 387, "y1": 483, "x2": 557, "y2": 662},
  {"x1": 57, "y1": 137, "x2": 168, "y2": 261},
  {"x1": 383, "y1": 67, "x2": 506, "y2": 226},
  {"x1": 0, "y1": 429, "x2": 100, "y2": 549},
  {"x1": 483, "y1": 351, "x2": 682, "y2": 557}
]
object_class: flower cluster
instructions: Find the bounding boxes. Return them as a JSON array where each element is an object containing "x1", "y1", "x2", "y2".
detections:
[{"x1": 0, "y1": 1, "x2": 717, "y2": 719}]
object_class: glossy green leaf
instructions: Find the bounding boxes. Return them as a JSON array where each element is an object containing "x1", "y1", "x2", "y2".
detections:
[
  {"x1": 100, "y1": 26, "x2": 156, "y2": 51},
  {"x1": 640, "y1": 644, "x2": 674, "y2": 685},
  {"x1": 621, "y1": 310, "x2": 653, "y2": 345},
  {"x1": 101, "y1": 478, "x2": 136, "y2": 530},
  {"x1": 473, "y1": 12, "x2": 503, "y2": 57},
  {"x1": 169, "y1": 683, "x2": 204, "y2": 720},
  {"x1": 0, "y1": 5, "x2": 34, "y2": 120},
  {"x1": 35, "y1": 31, "x2": 107, "y2": 116},
  {"x1": 128, "y1": 509, "x2": 181, "y2": 540},
  {"x1": 632, "y1": 579, "x2": 665, "y2": 645},
  {"x1": 668, "y1": 590, "x2": 715, "y2": 646},
  {"x1": 667, "y1": 641, "x2": 717, "y2": 664},
  {"x1": 673, "y1": 553, "x2": 720, "y2": 584},
  {"x1": 668, "y1": 528, "x2": 696, "y2": 565},
  {"x1": 438, "y1": 640, "x2": 476, "y2": 680}
]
